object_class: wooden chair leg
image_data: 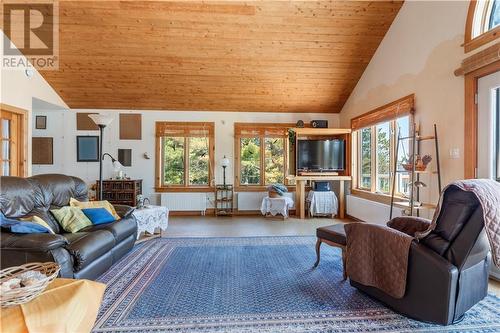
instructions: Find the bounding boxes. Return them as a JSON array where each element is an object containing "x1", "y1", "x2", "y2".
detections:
[{"x1": 313, "y1": 239, "x2": 322, "y2": 268}]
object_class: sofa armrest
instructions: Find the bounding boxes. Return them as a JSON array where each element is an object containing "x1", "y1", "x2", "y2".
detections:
[
  {"x1": 113, "y1": 204, "x2": 135, "y2": 218},
  {"x1": 0, "y1": 231, "x2": 68, "y2": 252},
  {"x1": 387, "y1": 216, "x2": 432, "y2": 236}
]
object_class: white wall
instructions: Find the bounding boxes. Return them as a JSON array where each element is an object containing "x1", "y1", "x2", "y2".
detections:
[
  {"x1": 32, "y1": 109, "x2": 340, "y2": 206},
  {"x1": 1, "y1": 31, "x2": 68, "y2": 174},
  {"x1": 340, "y1": 1, "x2": 498, "y2": 218}
]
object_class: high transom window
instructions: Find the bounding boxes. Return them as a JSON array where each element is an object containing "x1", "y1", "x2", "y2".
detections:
[
  {"x1": 465, "y1": 0, "x2": 500, "y2": 52},
  {"x1": 155, "y1": 122, "x2": 214, "y2": 191}
]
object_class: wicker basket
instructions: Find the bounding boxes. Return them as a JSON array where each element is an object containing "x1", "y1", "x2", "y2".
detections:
[
  {"x1": 268, "y1": 191, "x2": 281, "y2": 198},
  {"x1": 402, "y1": 163, "x2": 427, "y2": 172},
  {"x1": 0, "y1": 262, "x2": 60, "y2": 308}
]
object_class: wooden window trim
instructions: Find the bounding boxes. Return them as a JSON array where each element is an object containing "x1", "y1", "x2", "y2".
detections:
[
  {"x1": 0, "y1": 103, "x2": 27, "y2": 177},
  {"x1": 234, "y1": 123, "x2": 295, "y2": 192},
  {"x1": 463, "y1": 60, "x2": 500, "y2": 178},
  {"x1": 350, "y1": 96, "x2": 415, "y2": 198},
  {"x1": 464, "y1": 1, "x2": 500, "y2": 53},
  {"x1": 155, "y1": 121, "x2": 215, "y2": 192},
  {"x1": 351, "y1": 94, "x2": 415, "y2": 131}
]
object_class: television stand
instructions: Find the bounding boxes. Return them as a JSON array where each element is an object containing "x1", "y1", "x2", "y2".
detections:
[{"x1": 288, "y1": 175, "x2": 351, "y2": 220}]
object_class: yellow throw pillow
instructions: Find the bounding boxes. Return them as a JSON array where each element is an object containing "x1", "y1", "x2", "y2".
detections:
[
  {"x1": 19, "y1": 216, "x2": 55, "y2": 234},
  {"x1": 69, "y1": 198, "x2": 120, "y2": 220},
  {"x1": 50, "y1": 207, "x2": 92, "y2": 233}
]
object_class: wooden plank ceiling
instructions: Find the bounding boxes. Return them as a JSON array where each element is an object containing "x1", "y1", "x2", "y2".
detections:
[{"x1": 41, "y1": 1, "x2": 403, "y2": 113}]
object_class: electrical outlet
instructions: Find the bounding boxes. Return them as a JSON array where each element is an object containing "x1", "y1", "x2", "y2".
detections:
[{"x1": 449, "y1": 148, "x2": 460, "y2": 159}]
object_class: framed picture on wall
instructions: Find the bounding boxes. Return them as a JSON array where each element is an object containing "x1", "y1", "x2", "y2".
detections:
[
  {"x1": 35, "y1": 116, "x2": 47, "y2": 129},
  {"x1": 76, "y1": 136, "x2": 99, "y2": 162}
]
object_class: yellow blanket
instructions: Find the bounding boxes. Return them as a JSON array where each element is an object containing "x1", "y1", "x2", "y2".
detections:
[{"x1": 1, "y1": 278, "x2": 105, "y2": 333}]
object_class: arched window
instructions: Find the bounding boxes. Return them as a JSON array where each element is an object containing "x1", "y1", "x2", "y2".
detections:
[{"x1": 465, "y1": 0, "x2": 500, "y2": 53}]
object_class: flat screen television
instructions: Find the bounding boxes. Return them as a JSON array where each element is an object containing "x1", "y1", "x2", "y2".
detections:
[{"x1": 297, "y1": 139, "x2": 345, "y2": 172}]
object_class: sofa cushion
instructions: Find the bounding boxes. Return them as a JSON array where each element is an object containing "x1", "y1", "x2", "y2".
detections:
[
  {"x1": 81, "y1": 217, "x2": 137, "y2": 243},
  {"x1": 82, "y1": 207, "x2": 116, "y2": 225},
  {"x1": 63, "y1": 230, "x2": 115, "y2": 271},
  {"x1": 51, "y1": 206, "x2": 92, "y2": 233},
  {"x1": 70, "y1": 198, "x2": 120, "y2": 220}
]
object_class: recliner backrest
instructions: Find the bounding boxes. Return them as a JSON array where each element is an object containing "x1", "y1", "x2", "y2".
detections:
[
  {"x1": 421, "y1": 185, "x2": 486, "y2": 269},
  {"x1": 0, "y1": 174, "x2": 89, "y2": 234}
]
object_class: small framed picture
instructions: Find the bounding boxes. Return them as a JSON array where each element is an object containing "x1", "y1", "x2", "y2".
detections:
[
  {"x1": 77, "y1": 136, "x2": 99, "y2": 162},
  {"x1": 35, "y1": 115, "x2": 47, "y2": 129}
]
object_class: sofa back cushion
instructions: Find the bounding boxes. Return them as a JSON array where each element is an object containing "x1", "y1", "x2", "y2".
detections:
[{"x1": 0, "y1": 174, "x2": 89, "y2": 234}]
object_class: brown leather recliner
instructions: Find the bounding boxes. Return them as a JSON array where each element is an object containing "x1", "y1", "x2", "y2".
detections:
[
  {"x1": 350, "y1": 185, "x2": 491, "y2": 325},
  {"x1": 0, "y1": 174, "x2": 138, "y2": 280}
]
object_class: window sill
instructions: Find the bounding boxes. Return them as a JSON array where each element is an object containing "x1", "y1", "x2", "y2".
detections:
[
  {"x1": 155, "y1": 186, "x2": 214, "y2": 193},
  {"x1": 350, "y1": 188, "x2": 408, "y2": 206}
]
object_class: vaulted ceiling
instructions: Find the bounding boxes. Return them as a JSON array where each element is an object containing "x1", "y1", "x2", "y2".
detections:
[{"x1": 40, "y1": 1, "x2": 403, "y2": 113}]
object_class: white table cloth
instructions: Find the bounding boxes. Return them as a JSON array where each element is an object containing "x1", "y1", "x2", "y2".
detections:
[
  {"x1": 132, "y1": 205, "x2": 169, "y2": 239},
  {"x1": 307, "y1": 191, "x2": 338, "y2": 217},
  {"x1": 260, "y1": 196, "x2": 294, "y2": 218}
]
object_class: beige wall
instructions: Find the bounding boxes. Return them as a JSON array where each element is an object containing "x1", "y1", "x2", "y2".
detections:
[
  {"x1": 339, "y1": 0, "x2": 498, "y2": 207},
  {"x1": 1, "y1": 31, "x2": 68, "y2": 174}
]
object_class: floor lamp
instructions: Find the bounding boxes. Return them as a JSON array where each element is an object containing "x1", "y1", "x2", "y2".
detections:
[{"x1": 89, "y1": 114, "x2": 114, "y2": 200}]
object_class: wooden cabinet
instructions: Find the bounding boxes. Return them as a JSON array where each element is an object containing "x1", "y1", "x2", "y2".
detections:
[{"x1": 97, "y1": 179, "x2": 142, "y2": 207}]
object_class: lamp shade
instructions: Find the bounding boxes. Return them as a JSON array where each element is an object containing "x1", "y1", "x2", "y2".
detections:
[
  {"x1": 112, "y1": 160, "x2": 123, "y2": 172},
  {"x1": 221, "y1": 156, "x2": 230, "y2": 167},
  {"x1": 88, "y1": 114, "x2": 113, "y2": 126}
]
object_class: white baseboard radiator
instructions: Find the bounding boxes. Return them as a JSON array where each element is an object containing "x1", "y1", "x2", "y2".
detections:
[
  {"x1": 160, "y1": 193, "x2": 207, "y2": 214},
  {"x1": 346, "y1": 194, "x2": 403, "y2": 224}
]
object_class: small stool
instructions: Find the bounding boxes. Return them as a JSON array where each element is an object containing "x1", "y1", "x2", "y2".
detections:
[{"x1": 314, "y1": 223, "x2": 347, "y2": 280}]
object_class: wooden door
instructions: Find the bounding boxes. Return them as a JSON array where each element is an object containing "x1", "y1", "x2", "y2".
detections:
[{"x1": 0, "y1": 104, "x2": 27, "y2": 176}]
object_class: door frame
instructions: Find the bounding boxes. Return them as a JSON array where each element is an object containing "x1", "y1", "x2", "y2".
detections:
[
  {"x1": 464, "y1": 60, "x2": 500, "y2": 179},
  {"x1": 0, "y1": 103, "x2": 28, "y2": 177}
]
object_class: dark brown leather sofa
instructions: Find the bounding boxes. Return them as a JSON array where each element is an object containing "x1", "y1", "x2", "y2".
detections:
[
  {"x1": 0, "y1": 174, "x2": 137, "y2": 280},
  {"x1": 350, "y1": 185, "x2": 491, "y2": 325}
]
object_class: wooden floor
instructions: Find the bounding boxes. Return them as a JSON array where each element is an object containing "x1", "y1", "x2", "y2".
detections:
[{"x1": 158, "y1": 215, "x2": 500, "y2": 296}]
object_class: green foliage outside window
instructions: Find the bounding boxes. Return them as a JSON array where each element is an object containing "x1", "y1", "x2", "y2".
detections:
[
  {"x1": 376, "y1": 123, "x2": 391, "y2": 193},
  {"x1": 189, "y1": 137, "x2": 209, "y2": 185},
  {"x1": 360, "y1": 128, "x2": 372, "y2": 189},
  {"x1": 240, "y1": 138, "x2": 261, "y2": 184},
  {"x1": 265, "y1": 138, "x2": 284, "y2": 184},
  {"x1": 163, "y1": 137, "x2": 185, "y2": 185},
  {"x1": 163, "y1": 136, "x2": 209, "y2": 186}
]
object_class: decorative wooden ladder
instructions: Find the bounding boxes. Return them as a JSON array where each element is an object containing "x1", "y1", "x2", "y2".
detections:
[{"x1": 390, "y1": 124, "x2": 442, "y2": 219}]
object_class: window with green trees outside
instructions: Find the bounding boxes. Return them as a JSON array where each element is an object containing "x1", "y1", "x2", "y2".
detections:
[
  {"x1": 156, "y1": 122, "x2": 214, "y2": 190},
  {"x1": 235, "y1": 123, "x2": 292, "y2": 189}
]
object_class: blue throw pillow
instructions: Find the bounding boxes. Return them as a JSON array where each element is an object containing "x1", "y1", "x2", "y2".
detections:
[
  {"x1": 0, "y1": 212, "x2": 51, "y2": 233},
  {"x1": 81, "y1": 208, "x2": 116, "y2": 225}
]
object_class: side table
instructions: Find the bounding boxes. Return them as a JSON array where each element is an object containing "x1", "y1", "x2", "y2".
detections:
[
  {"x1": 260, "y1": 196, "x2": 294, "y2": 219},
  {"x1": 132, "y1": 205, "x2": 169, "y2": 240}
]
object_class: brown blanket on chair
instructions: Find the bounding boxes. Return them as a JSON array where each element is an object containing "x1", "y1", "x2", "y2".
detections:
[
  {"x1": 416, "y1": 179, "x2": 500, "y2": 268},
  {"x1": 345, "y1": 223, "x2": 414, "y2": 299}
]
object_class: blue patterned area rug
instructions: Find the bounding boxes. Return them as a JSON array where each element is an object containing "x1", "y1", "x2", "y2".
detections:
[{"x1": 94, "y1": 237, "x2": 500, "y2": 333}]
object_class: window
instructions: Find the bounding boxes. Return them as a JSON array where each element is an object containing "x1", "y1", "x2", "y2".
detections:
[
  {"x1": 352, "y1": 95, "x2": 414, "y2": 197},
  {"x1": 155, "y1": 122, "x2": 214, "y2": 190},
  {"x1": 235, "y1": 123, "x2": 292, "y2": 189},
  {"x1": 465, "y1": 0, "x2": 500, "y2": 52}
]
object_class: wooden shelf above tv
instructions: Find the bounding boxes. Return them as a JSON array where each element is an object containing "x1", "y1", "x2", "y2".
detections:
[{"x1": 291, "y1": 128, "x2": 351, "y2": 136}]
